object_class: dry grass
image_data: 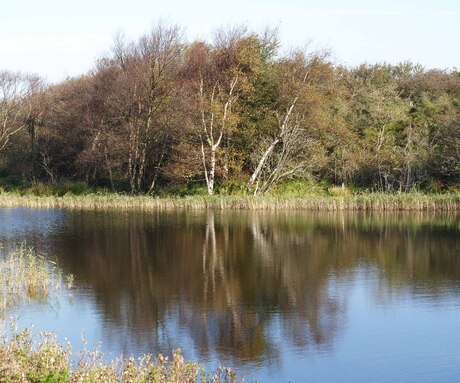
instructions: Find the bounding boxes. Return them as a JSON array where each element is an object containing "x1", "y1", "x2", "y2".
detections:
[
  {"x1": 0, "y1": 192, "x2": 460, "y2": 211},
  {"x1": 0, "y1": 245, "x2": 65, "y2": 315},
  {"x1": 0, "y1": 328, "x2": 240, "y2": 383}
]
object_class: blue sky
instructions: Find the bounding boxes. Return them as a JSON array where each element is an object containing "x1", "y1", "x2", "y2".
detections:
[{"x1": 1, "y1": 0, "x2": 459, "y2": 82}]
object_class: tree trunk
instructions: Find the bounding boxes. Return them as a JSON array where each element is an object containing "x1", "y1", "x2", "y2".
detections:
[
  {"x1": 247, "y1": 137, "x2": 280, "y2": 192},
  {"x1": 104, "y1": 147, "x2": 116, "y2": 192}
]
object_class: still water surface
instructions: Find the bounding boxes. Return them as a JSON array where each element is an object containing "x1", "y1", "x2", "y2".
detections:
[{"x1": 1, "y1": 208, "x2": 460, "y2": 382}]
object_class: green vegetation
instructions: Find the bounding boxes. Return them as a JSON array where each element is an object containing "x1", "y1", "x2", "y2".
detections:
[
  {"x1": 0, "y1": 329, "x2": 239, "y2": 383},
  {"x1": 0, "y1": 24, "x2": 459, "y2": 196},
  {"x1": 0, "y1": 245, "x2": 65, "y2": 314}
]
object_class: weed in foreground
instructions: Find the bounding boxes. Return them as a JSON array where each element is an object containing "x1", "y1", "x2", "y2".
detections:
[
  {"x1": 0, "y1": 328, "x2": 241, "y2": 383},
  {"x1": 0, "y1": 245, "x2": 65, "y2": 315}
]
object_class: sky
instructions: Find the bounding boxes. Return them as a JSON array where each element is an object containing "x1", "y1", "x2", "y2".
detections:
[{"x1": 1, "y1": 0, "x2": 459, "y2": 83}]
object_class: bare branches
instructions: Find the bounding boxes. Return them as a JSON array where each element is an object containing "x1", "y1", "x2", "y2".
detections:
[
  {"x1": 0, "y1": 71, "x2": 43, "y2": 152},
  {"x1": 108, "y1": 23, "x2": 184, "y2": 193},
  {"x1": 247, "y1": 51, "x2": 332, "y2": 194}
]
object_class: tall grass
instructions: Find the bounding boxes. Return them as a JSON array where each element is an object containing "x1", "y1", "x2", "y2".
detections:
[
  {"x1": 1, "y1": 191, "x2": 460, "y2": 211},
  {"x1": 0, "y1": 245, "x2": 65, "y2": 315},
  {"x1": 0, "y1": 328, "x2": 240, "y2": 383}
]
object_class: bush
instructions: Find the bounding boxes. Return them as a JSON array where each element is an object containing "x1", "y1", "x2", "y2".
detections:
[
  {"x1": 0, "y1": 175, "x2": 24, "y2": 192},
  {"x1": 24, "y1": 181, "x2": 93, "y2": 197},
  {"x1": 157, "y1": 183, "x2": 209, "y2": 197},
  {"x1": 26, "y1": 182, "x2": 56, "y2": 196},
  {"x1": 268, "y1": 179, "x2": 329, "y2": 197},
  {"x1": 328, "y1": 185, "x2": 353, "y2": 197},
  {"x1": 56, "y1": 181, "x2": 92, "y2": 196}
]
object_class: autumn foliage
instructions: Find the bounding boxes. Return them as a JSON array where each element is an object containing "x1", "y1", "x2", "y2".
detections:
[{"x1": 1, "y1": 24, "x2": 459, "y2": 194}]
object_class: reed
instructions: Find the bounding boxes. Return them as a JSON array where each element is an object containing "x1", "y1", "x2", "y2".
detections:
[
  {"x1": 0, "y1": 245, "x2": 64, "y2": 314},
  {"x1": 0, "y1": 328, "x2": 240, "y2": 383},
  {"x1": 1, "y1": 191, "x2": 460, "y2": 211}
]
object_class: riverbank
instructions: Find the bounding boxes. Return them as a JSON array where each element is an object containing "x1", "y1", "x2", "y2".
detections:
[{"x1": 1, "y1": 192, "x2": 460, "y2": 211}]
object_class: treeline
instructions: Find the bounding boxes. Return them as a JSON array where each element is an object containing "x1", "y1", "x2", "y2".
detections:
[{"x1": 1, "y1": 24, "x2": 460, "y2": 195}]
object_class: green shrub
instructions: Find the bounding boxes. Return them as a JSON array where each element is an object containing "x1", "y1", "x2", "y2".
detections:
[
  {"x1": 0, "y1": 175, "x2": 23, "y2": 191},
  {"x1": 158, "y1": 183, "x2": 208, "y2": 197},
  {"x1": 268, "y1": 179, "x2": 329, "y2": 197},
  {"x1": 56, "y1": 181, "x2": 92, "y2": 196},
  {"x1": 26, "y1": 182, "x2": 56, "y2": 196},
  {"x1": 26, "y1": 333, "x2": 70, "y2": 383},
  {"x1": 328, "y1": 185, "x2": 353, "y2": 197}
]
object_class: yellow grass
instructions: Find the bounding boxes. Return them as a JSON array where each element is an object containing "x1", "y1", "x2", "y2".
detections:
[
  {"x1": 1, "y1": 192, "x2": 460, "y2": 211},
  {"x1": 0, "y1": 245, "x2": 65, "y2": 315}
]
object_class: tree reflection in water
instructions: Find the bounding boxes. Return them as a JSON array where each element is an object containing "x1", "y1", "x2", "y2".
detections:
[{"x1": 33, "y1": 210, "x2": 460, "y2": 363}]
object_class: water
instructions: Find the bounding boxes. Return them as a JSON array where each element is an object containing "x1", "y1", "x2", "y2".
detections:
[{"x1": 1, "y1": 208, "x2": 460, "y2": 382}]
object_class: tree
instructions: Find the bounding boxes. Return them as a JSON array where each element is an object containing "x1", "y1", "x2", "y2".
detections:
[
  {"x1": 76, "y1": 65, "x2": 123, "y2": 190},
  {"x1": 108, "y1": 24, "x2": 184, "y2": 193},
  {"x1": 195, "y1": 44, "x2": 239, "y2": 195},
  {"x1": 398, "y1": 67, "x2": 460, "y2": 189},
  {"x1": 34, "y1": 76, "x2": 92, "y2": 184},
  {"x1": 247, "y1": 52, "x2": 335, "y2": 194},
  {"x1": 0, "y1": 71, "x2": 42, "y2": 153},
  {"x1": 343, "y1": 64, "x2": 411, "y2": 191},
  {"x1": 181, "y1": 28, "x2": 276, "y2": 195}
]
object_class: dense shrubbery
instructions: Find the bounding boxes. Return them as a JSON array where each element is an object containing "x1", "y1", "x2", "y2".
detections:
[{"x1": 1, "y1": 24, "x2": 459, "y2": 196}]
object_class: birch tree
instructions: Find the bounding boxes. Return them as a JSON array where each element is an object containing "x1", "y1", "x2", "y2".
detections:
[
  {"x1": 198, "y1": 69, "x2": 239, "y2": 195},
  {"x1": 247, "y1": 53, "x2": 334, "y2": 194},
  {"x1": 184, "y1": 29, "x2": 263, "y2": 195}
]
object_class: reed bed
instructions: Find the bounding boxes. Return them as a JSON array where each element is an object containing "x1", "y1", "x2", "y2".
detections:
[
  {"x1": 0, "y1": 329, "x2": 239, "y2": 383},
  {"x1": 0, "y1": 246, "x2": 64, "y2": 315},
  {"x1": 1, "y1": 192, "x2": 460, "y2": 211}
]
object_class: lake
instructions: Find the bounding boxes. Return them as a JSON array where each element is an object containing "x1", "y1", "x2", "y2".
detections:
[{"x1": 1, "y1": 207, "x2": 460, "y2": 382}]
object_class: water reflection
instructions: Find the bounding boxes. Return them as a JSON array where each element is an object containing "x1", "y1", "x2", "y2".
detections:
[
  {"x1": 46, "y1": 212, "x2": 460, "y2": 352},
  {"x1": 0, "y1": 207, "x2": 67, "y2": 256},
  {"x1": 1, "y1": 208, "x2": 460, "y2": 379}
]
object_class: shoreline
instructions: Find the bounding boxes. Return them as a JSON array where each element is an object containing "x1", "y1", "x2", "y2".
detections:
[{"x1": 1, "y1": 192, "x2": 460, "y2": 211}]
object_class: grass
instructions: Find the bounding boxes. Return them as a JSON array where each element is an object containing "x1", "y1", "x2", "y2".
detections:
[
  {"x1": 0, "y1": 191, "x2": 460, "y2": 211},
  {"x1": 0, "y1": 328, "x2": 240, "y2": 383},
  {"x1": 0, "y1": 245, "x2": 67, "y2": 315},
  {"x1": 1, "y1": 178, "x2": 460, "y2": 211}
]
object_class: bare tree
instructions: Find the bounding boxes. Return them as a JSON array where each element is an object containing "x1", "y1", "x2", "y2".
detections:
[
  {"x1": 111, "y1": 23, "x2": 184, "y2": 193},
  {"x1": 0, "y1": 71, "x2": 42, "y2": 152}
]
